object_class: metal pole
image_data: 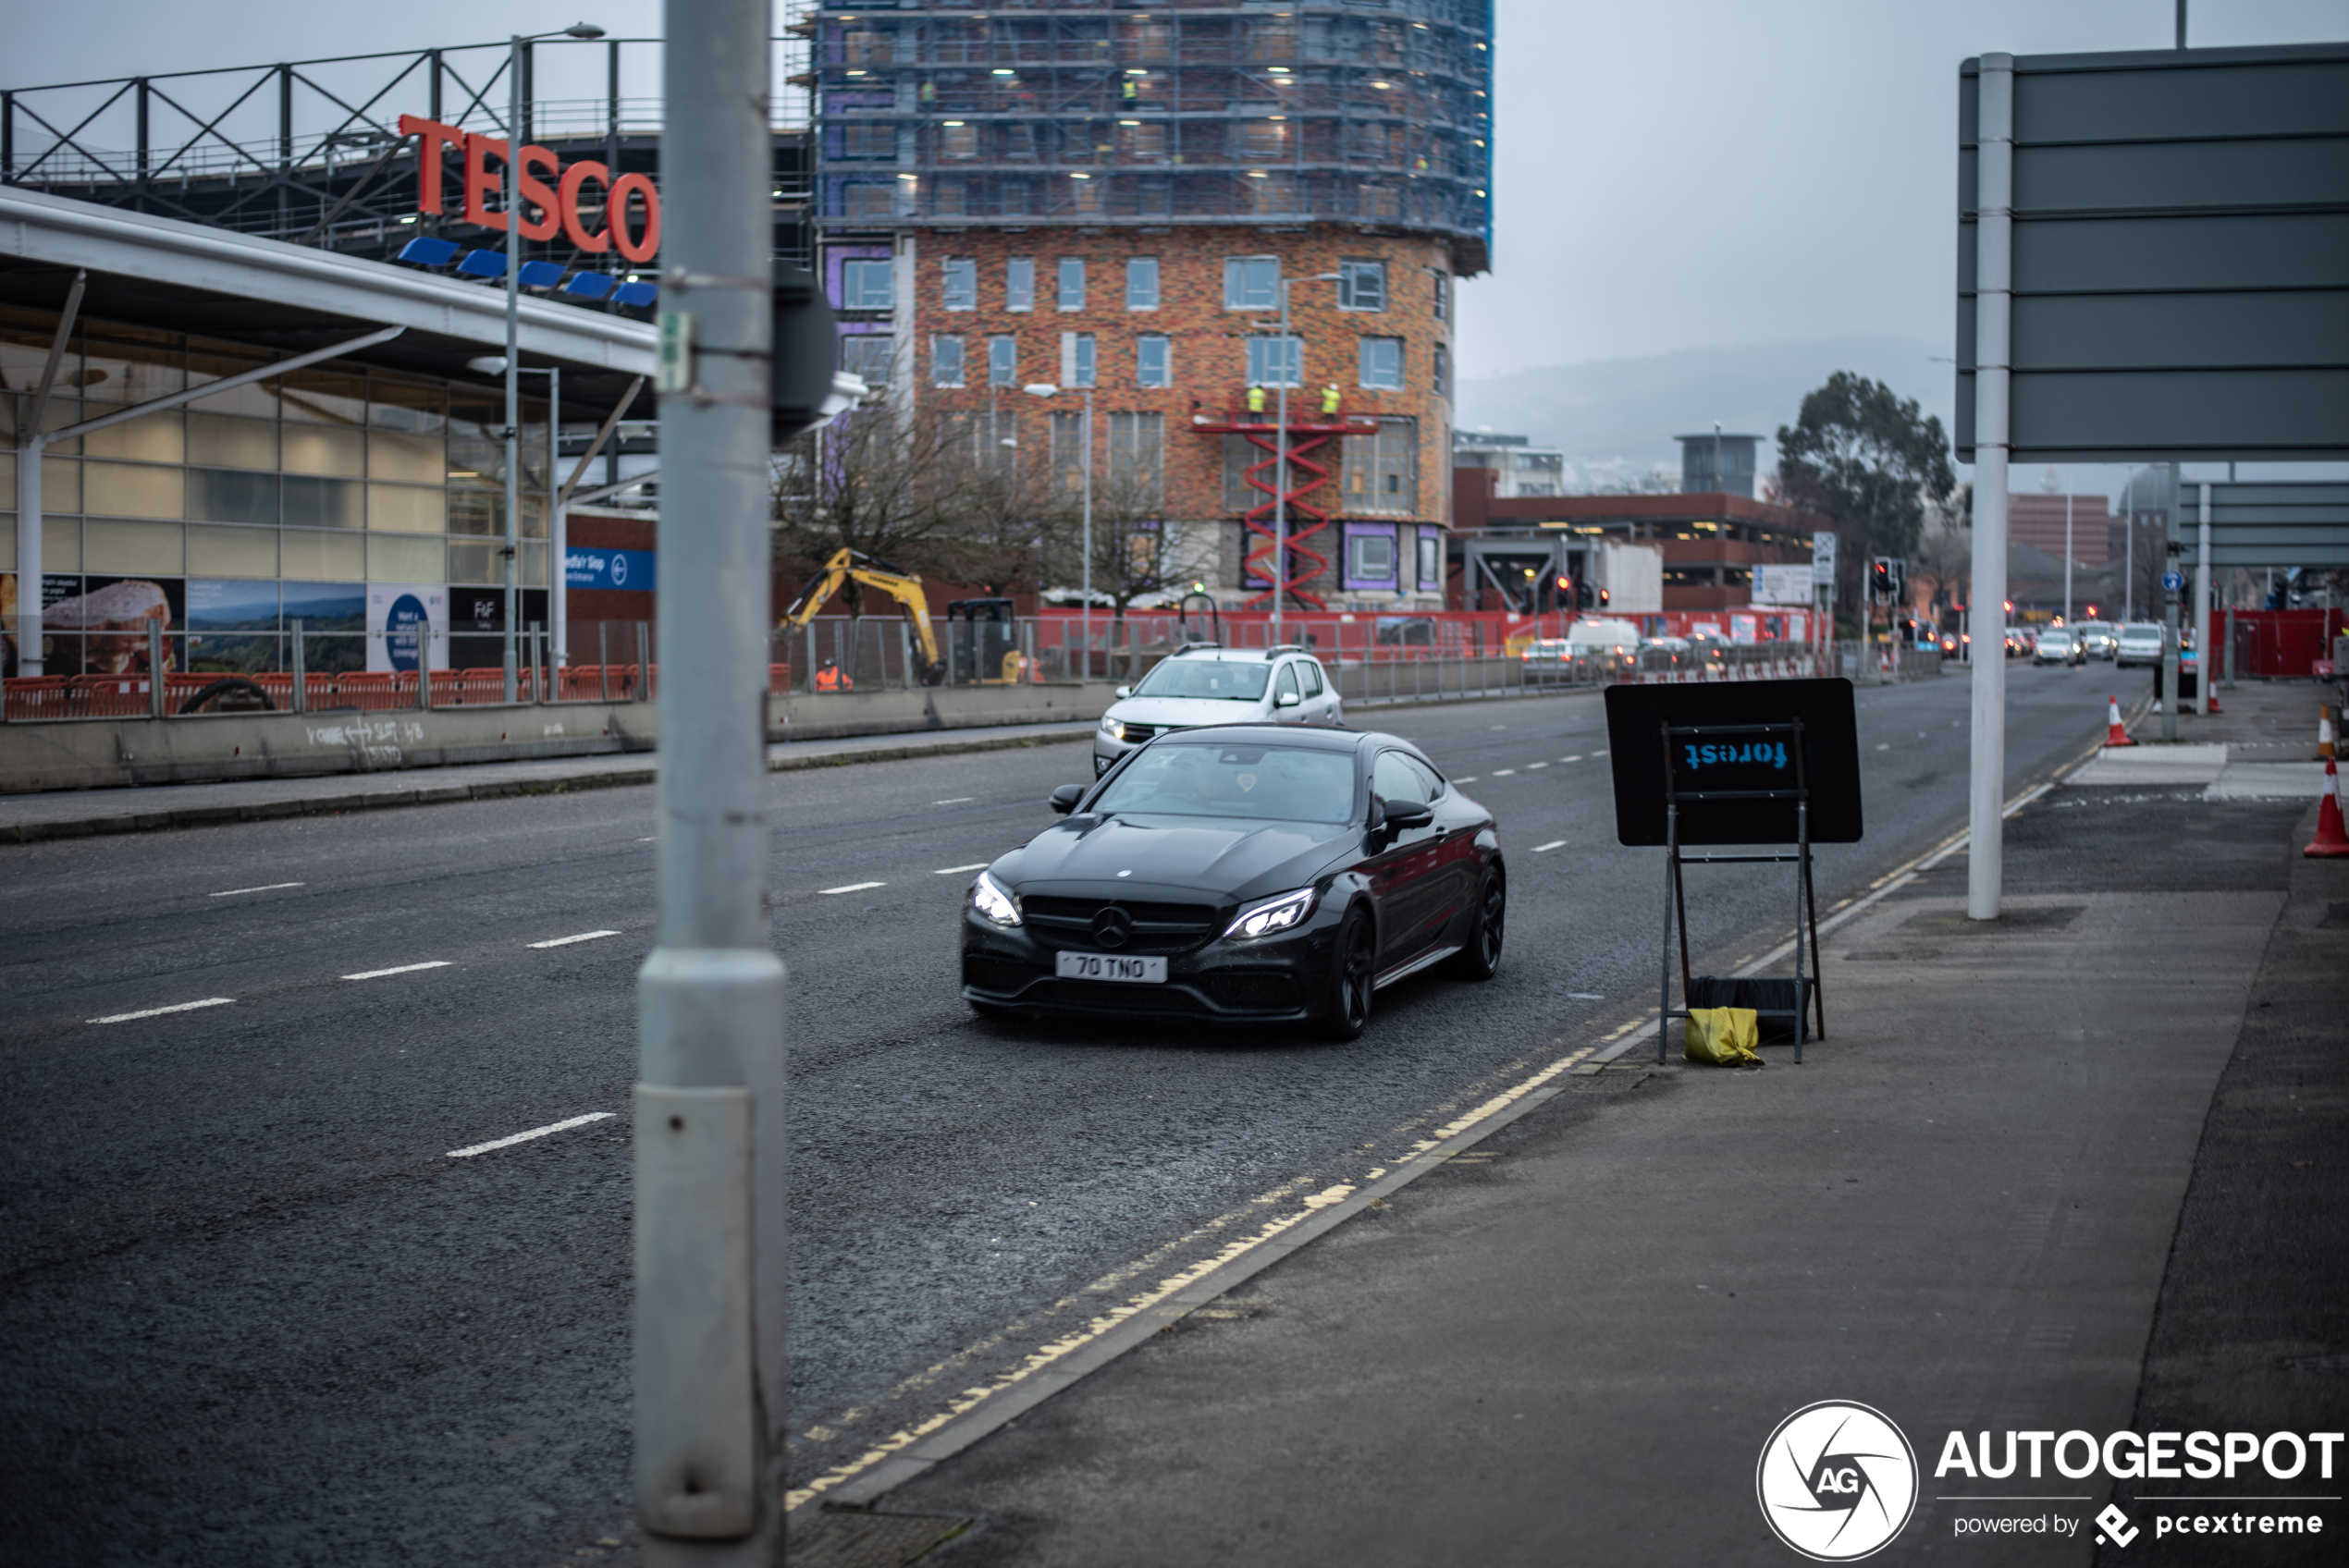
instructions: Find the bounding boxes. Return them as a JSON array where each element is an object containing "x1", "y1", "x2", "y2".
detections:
[
  {"x1": 634, "y1": 0, "x2": 781, "y2": 1562},
  {"x1": 550, "y1": 366, "x2": 566, "y2": 669},
  {"x1": 1082, "y1": 388, "x2": 1093, "y2": 674},
  {"x1": 148, "y1": 618, "x2": 166, "y2": 719},
  {"x1": 1273, "y1": 280, "x2": 1288, "y2": 642},
  {"x1": 2163, "y1": 461, "x2": 2181, "y2": 741},
  {"x1": 15, "y1": 268, "x2": 85, "y2": 677},
  {"x1": 504, "y1": 33, "x2": 524, "y2": 704},
  {"x1": 2063, "y1": 492, "x2": 2072, "y2": 624},
  {"x1": 291, "y1": 619, "x2": 307, "y2": 715},
  {"x1": 1967, "y1": 53, "x2": 2014, "y2": 923},
  {"x1": 2195, "y1": 481, "x2": 2212, "y2": 716}
]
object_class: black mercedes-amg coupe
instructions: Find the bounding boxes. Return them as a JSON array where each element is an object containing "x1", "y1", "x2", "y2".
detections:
[{"x1": 959, "y1": 724, "x2": 1505, "y2": 1039}]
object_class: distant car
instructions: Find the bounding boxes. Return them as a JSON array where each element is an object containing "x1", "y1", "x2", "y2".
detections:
[
  {"x1": 2004, "y1": 629, "x2": 2032, "y2": 658},
  {"x1": 2114, "y1": 622, "x2": 2166, "y2": 669},
  {"x1": 1937, "y1": 632, "x2": 1961, "y2": 656},
  {"x1": 1093, "y1": 644, "x2": 1341, "y2": 777},
  {"x1": 2033, "y1": 628, "x2": 2086, "y2": 667},
  {"x1": 2074, "y1": 621, "x2": 2120, "y2": 660},
  {"x1": 962, "y1": 725, "x2": 1506, "y2": 1038}
]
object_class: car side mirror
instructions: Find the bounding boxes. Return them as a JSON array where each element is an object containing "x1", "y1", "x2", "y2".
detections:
[
  {"x1": 1276, "y1": 690, "x2": 1301, "y2": 707},
  {"x1": 1381, "y1": 796, "x2": 1434, "y2": 831},
  {"x1": 1048, "y1": 783, "x2": 1087, "y2": 815},
  {"x1": 1114, "y1": 685, "x2": 1132, "y2": 699}
]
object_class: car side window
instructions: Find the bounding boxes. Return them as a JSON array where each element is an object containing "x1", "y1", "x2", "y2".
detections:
[
  {"x1": 1275, "y1": 663, "x2": 1301, "y2": 702},
  {"x1": 1300, "y1": 660, "x2": 1325, "y2": 697},
  {"x1": 1371, "y1": 750, "x2": 1422, "y2": 803},
  {"x1": 1403, "y1": 755, "x2": 1445, "y2": 799}
]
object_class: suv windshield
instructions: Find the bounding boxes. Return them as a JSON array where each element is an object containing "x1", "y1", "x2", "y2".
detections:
[
  {"x1": 1091, "y1": 741, "x2": 1357, "y2": 824},
  {"x1": 1132, "y1": 658, "x2": 1272, "y2": 702}
]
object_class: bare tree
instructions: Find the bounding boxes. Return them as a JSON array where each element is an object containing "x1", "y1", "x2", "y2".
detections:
[{"x1": 770, "y1": 406, "x2": 973, "y2": 615}]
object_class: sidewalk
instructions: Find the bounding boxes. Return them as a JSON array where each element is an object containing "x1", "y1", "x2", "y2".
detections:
[
  {"x1": 0, "y1": 720, "x2": 1093, "y2": 843},
  {"x1": 819, "y1": 697, "x2": 2344, "y2": 1565}
]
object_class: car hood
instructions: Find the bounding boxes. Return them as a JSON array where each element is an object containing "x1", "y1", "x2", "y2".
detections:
[
  {"x1": 1107, "y1": 695, "x2": 1271, "y2": 728},
  {"x1": 999, "y1": 812, "x2": 1352, "y2": 904}
]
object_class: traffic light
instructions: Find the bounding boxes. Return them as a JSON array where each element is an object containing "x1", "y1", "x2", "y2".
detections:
[
  {"x1": 773, "y1": 261, "x2": 841, "y2": 442},
  {"x1": 1871, "y1": 557, "x2": 1905, "y2": 601}
]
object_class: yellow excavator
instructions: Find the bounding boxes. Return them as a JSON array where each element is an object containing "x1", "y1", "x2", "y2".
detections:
[{"x1": 779, "y1": 547, "x2": 950, "y2": 687}]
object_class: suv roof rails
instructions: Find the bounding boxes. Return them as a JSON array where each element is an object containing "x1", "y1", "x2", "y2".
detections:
[
  {"x1": 1263, "y1": 643, "x2": 1306, "y2": 658},
  {"x1": 1173, "y1": 641, "x2": 1222, "y2": 654}
]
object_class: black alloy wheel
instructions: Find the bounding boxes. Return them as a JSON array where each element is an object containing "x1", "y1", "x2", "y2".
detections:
[
  {"x1": 1321, "y1": 909, "x2": 1375, "y2": 1041},
  {"x1": 1444, "y1": 867, "x2": 1506, "y2": 981}
]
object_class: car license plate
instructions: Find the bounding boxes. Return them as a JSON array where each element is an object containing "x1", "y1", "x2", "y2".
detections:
[{"x1": 1055, "y1": 950, "x2": 1167, "y2": 984}]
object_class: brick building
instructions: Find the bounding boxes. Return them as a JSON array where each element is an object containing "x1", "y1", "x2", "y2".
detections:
[
  {"x1": 810, "y1": 1, "x2": 1494, "y2": 612},
  {"x1": 2009, "y1": 492, "x2": 2113, "y2": 569}
]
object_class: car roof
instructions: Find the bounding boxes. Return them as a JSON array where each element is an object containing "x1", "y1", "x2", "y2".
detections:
[
  {"x1": 1168, "y1": 646, "x2": 1318, "y2": 663},
  {"x1": 1142, "y1": 722, "x2": 1405, "y2": 756}
]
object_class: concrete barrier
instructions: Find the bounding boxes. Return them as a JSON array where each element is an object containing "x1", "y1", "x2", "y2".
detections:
[{"x1": 767, "y1": 681, "x2": 1114, "y2": 741}]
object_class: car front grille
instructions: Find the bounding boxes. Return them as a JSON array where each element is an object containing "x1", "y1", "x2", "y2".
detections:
[
  {"x1": 1021, "y1": 897, "x2": 1223, "y2": 955},
  {"x1": 1116, "y1": 723, "x2": 1158, "y2": 744},
  {"x1": 1032, "y1": 979, "x2": 1207, "y2": 1014}
]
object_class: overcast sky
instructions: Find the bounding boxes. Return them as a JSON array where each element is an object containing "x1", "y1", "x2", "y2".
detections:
[{"x1": 13, "y1": 0, "x2": 2345, "y2": 388}]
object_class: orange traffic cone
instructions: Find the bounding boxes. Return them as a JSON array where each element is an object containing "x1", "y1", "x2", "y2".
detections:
[
  {"x1": 2307, "y1": 758, "x2": 2349, "y2": 859},
  {"x1": 2104, "y1": 694, "x2": 2135, "y2": 748}
]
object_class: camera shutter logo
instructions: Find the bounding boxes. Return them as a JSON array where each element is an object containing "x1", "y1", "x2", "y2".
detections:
[{"x1": 1756, "y1": 1401, "x2": 1918, "y2": 1561}]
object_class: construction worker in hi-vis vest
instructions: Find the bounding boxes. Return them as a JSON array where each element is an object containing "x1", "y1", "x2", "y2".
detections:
[
  {"x1": 1246, "y1": 385, "x2": 1267, "y2": 414},
  {"x1": 1322, "y1": 384, "x2": 1341, "y2": 415}
]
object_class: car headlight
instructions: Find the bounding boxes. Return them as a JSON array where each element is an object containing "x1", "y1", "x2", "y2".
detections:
[
  {"x1": 1224, "y1": 886, "x2": 1317, "y2": 939},
  {"x1": 1101, "y1": 717, "x2": 1127, "y2": 741},
  {"x1": 970, "y1": 869, "x2": 1022, "y2": 927}
]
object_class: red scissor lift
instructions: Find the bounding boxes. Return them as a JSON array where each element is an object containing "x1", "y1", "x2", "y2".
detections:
[{"x1": 1191, "y1": 397, "x2": 1381, "y2": 612}]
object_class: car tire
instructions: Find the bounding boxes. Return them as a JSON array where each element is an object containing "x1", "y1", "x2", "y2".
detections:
[
  {"x1": 1444, "y1": 866, "x2": 1507, "y2": 981},
  {"x1": 1319, "y1": 908, "x2": 1375, "y2": 1041}
]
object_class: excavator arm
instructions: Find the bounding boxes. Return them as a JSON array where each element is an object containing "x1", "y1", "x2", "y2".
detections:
[{"x1": 779, "y1": 547, "x2": 947, "y2": 686}]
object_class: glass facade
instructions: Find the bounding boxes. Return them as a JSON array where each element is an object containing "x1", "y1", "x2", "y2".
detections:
[{"x1": 2, "y1": 306, "x2": 550, "y2": 678}]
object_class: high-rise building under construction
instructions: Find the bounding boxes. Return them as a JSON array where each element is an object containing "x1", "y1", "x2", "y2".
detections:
[{"x1": 811, "y1": 1, "x2": 1494, "y2": 610}]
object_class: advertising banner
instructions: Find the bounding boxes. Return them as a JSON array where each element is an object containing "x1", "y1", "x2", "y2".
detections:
[
  {"x1": 564, "y1": 546, "x2": 658, "y2": 593},
  {"x1": 365, "y1": 583, "x2": 450, "y2": 673}
]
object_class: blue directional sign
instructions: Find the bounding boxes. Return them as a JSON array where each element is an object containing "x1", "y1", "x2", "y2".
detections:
[{"x1": 2161, "y1": 570, "x2": 2186, "y2": 593}]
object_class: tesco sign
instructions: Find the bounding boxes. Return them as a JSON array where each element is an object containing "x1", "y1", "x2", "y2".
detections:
[{"x1": 398, "y1": 115, "x2": 660, "y2": 263}]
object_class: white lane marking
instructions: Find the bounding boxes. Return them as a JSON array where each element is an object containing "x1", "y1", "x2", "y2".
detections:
[
  {"x1": 933, "y1": 797, "x2": 975, "y2": 805},
  {"x1": 342, "y1": 961, "x2": 452, "y2": 981},
  {"x1": 1560, "y1": 754, "x2": 1582, "y2": 762},
  {"x1": 447, "y1": 1111, "x2": 615, "y2": 1159},
  {"x1": 820, "y1": 881, "x2": 886, "y2": 896},
  {"x1": 1568, "y1": 992, "x2": 1605, "y2": 999},
  {"x1": 210, "y1": 882, "x2": 302, "y2": 898},
  {"x1": 1492, "y1": 768, "x2": 1517, "y2": 777},
  {"x1": 1488, "y1": 725, "x2": 1507, "y2": 731},
  {"x1": 935, "y1": 864, "x2": 990, "y2": 876},
  {"x1": 1455, "y1": 777, "x2": 1479, "y2": 784},
  {"x1": 529, "y1": 930, "x2": 621, "y2": 949},
  {"x1": 1876, "y1": 742, "x2": 1892, "y2": 751},
  {"x1": 1525, "y1": 761, "x2": 1549, "y2": 769},
  {"x1": 1592, "y1": 749, "x2": 1608, "y2": 756},
  {"x1": 636, "y1": 836, "x2": 658, "y2": 842},
  {"x1": 91, "y1": 997, "x2": 234, "y2": 1024},
  {"x1": 1532, "y1": 839, "x2": 1568, "y2": 852}
]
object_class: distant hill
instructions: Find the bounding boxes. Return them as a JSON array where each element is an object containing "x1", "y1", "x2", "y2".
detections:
[{"x1": 1455, "y1": 333, "x2": 1952, "y2": 481}]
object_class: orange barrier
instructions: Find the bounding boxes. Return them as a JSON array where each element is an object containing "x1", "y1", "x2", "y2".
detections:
[{"x1": 6, "y1": 664, "x2": 662, "y2": 721}]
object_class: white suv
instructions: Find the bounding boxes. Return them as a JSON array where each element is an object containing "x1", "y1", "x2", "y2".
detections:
[{"x1": 1091, "y1": 645, "x2": 1343, "y2": 776}]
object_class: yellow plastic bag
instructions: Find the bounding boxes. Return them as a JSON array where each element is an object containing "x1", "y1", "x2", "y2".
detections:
[{"x1": 1684, "y1": 1006, "x2": 1763, "y2": 1067}]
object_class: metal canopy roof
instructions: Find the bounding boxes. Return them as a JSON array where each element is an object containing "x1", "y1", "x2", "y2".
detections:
[{"x1": 0, "y1": 185, "x2": 654, "y2": 412}]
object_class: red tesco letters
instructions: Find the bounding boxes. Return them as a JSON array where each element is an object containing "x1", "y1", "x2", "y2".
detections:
[{"x1": 399, "y1": 115, "x2": 658, "y2": 263}]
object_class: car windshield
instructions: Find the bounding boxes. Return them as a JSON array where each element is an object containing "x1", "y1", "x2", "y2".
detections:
[
  {"x1": 1132, "y1": 658, "x2": 1273, "y2": 702},
  {"x1": 1091, "y1": 741, "x2": 1358, "y2": 824},
  {"x1": 2121, "y1": 624, "x2": 2161, "y2": 640}
]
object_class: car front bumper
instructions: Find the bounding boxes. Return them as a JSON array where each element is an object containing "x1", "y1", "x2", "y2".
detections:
[{"x1": 961, "y1": 903, "x2": 1342, "y2": 1022}]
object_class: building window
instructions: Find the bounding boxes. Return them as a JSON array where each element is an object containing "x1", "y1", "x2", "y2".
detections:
[
  {"x1": 1417, "y1": 527, "x2": 1445, "y2": 591},
  {"x1": 1108, "y1": 411, "x2": 1164, "y2": 507},
  {"x1": 840, "y1": 333, "x2": 893, "y2": 385},
  {"x1": 1433, "y1": 342, "x2": 1448, "y2": 397},
  {"x1": 1345, "y1": 416, "x2": 1418, "y2": 516},
  {"x1": 1245, "y1": 335, "x2": 1302, "y2": 387},
  {"x1": 1433, "y1": 270, "x2": 1449, "y2": 321},
  {"x1": 1070, "y1": 173, "x2": 1104, "y2": 216},
  {"x1": 932, "y1": 180, "x2": 966, "y2": 218},
  {"x1": 999, "y1": 178, "x2": 1033, "y2": 217},
  {"x1": 1223, "y1": 435, "x2": 1304, "y2": 515},
  {"x1": 1338, "y1": 260, "x2": 1386, "y2": 312},
  {"x1": 1225, "y1": 256, "x2": 1280, "y2": 310},
  {"x1": 1057, "y1": 257, "x2": 1086, "y2": 311},
  {"x1": 1005, "y1": 257, "x2": 1034, "y2": 312},
  {"x1": 931, "y1": 336, "x2": 965, "y2": 388},
  {"x1": 840, "y1": 259, "x2": 893, "y2": 312},
  {"x1": 1125, "y1": 257, "x2": 1160, "y2": 310},
  {"x1": 840, "y1": 122, "x2": 896, "y2": 160},
  {"x1": 1050, "y1": 410, "x2": 1087, "y2": 494},
  {"x1": 1136, "y1": 174, "x2": 1174, "y2": 218},
  {"x1": 1120, "y1": 122, "x2": 1168, "y2": 162},
  {"x1": 1359, "y1": 337, "x2": 1404, "y2": 390},
  {"x1": 1062, "y1": 332, "x2": 1096, "y2": 388},
  {"x1": 989, "y1": 335, "x2": 1017, "y2": 387},
  {"x1": 1347, "y1": 526, "x2": 1398, "y2": 584},
  {"x1": 939, "y1": 121, "x2": 978, "y2": 160},
  {"x1": 842, "y1": 182, "x2": 896, "y2": 221},
  {"x1": 1136, "y1": 334, "x2": 1171, "y2": 387},
  {"x1": 941, "y1": 258, "x2": 977, "y2": 311}
]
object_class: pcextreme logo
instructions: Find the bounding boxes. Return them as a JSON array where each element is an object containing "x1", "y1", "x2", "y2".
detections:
[{"x1": 1757, "y1": 1401, "x2": 1921, "y2": 1561}]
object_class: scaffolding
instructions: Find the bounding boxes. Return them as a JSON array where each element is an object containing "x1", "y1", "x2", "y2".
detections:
[
  {"x1": 807, "y1": 0, "x2": 1494, "y2": 272},
  {"x1": 1190, "y1": 399, "x2": 1382, "y2": 609}
]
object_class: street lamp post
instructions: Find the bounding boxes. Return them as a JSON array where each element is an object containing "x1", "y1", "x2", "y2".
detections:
[
  {"x1": 1023, "y1": 382, "x2": 1091, "y2": 675},
  {"x1": 504, "y1": 23, "x2": 605, "y2": 701}
]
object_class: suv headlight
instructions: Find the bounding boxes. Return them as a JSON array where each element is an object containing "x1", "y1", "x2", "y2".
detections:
[
  {"x1": 1224, "y1": 886, "x2": 1317, "y2": 939},
  {"x1": 1101, "y1": 717, "x2": 1127, "y2": 741},
  {"x1": 970, "y1": 869, "x2": 1022, "y2": 927}
]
